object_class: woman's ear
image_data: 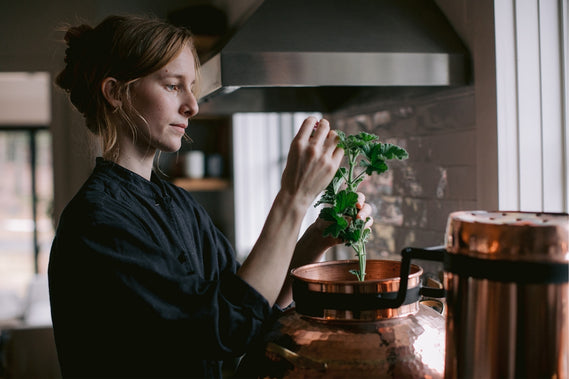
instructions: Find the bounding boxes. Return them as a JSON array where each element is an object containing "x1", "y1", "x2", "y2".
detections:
[{"x1": 101, "y1": 77, "x2": 121, "y2": 108}]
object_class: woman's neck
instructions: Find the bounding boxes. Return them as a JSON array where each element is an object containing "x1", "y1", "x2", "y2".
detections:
[
  {"x1": 116, "y1": 155, "x2": 154, "y2": 180},
  {"x1": 115, "y1": 140, "x2": 156, "y2": 180}
]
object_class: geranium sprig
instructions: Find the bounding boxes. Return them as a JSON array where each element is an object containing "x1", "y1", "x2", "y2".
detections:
[{"x1": 315, "y1": 131, "x2": 408, "y2": 281}]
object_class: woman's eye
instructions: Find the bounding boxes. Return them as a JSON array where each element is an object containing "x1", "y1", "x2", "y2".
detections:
[{"x1": 166, "y1": 84, "x2": 179, "y2": 91}]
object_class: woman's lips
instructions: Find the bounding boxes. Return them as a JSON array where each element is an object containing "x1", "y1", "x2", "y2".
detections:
[{"x1": 171, "y1": 123, "x2": 187, "y2": 132}]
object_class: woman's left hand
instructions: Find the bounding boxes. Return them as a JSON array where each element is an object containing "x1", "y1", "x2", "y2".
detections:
[{"x1": 312, "y1": 191, "x2": 374, "y2": 249}]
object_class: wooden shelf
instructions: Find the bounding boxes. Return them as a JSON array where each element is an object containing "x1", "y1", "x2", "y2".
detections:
[{"x1": 173, "y1": 177, "x2": 230, "y2": 191}]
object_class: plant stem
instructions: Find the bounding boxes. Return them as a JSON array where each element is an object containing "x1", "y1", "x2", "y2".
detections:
[
  {"x1": 353, "y1": 170, "x2": 366, "y2": 185},
  {"x1": 347, "y1": 150, "x2": 366, "y2": 281},
  {"x1": 347, "y1": 152, "x2": 358, "y2": 191},
  {"x1": 357, "y1": 243, "x2": 366, "y2": 281}
]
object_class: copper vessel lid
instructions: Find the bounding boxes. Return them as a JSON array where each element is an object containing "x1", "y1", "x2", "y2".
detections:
[{"x1": 446, "y1": 211, "x2": 569, "y2": 263}]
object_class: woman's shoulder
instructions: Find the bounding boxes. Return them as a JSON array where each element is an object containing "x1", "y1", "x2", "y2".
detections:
[
  {"x1": 59, "y1": 180, "x2": 123, "y2": 227},
  {"x1": 59, "y1": 166, "x2": 144, "y2": 224}
]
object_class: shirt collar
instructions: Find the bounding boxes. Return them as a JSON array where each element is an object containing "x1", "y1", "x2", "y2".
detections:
[{"x1": 94, "y1": 157, "x2": 169, "y2": 199}]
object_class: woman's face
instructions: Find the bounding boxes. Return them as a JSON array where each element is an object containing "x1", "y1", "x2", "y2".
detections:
[{"x1": 127, "y1": 45, "x2": 199, "y2": 155}]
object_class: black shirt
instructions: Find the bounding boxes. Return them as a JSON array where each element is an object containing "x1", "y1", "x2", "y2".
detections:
[{"x1": 48, "y1": 158, "x2": 274, "y2": 378}]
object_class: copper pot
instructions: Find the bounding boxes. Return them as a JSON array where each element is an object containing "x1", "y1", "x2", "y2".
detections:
[
  {"x1": 238, "y1": 260, "x2": 446, "y2": 378},
  {"x1": 444, "y1": 211, "x2": 569, "y2": 379}
]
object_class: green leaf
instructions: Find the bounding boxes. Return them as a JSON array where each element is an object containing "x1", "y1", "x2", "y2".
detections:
[
  {"x1": 319, "y1": 208, "x2": 348, "y2": 238},
  {"x1": 362, "y1": 143, "x2": 404, "y2": 175},
  {"x1": 314, "y1": 168, "x2": 347, "y2": 207},
  {"x1": 338, "y1": 131, "x2": 377, "y2": 153},
  {"x1": 334, "y1": 190, "x2": 358, "y2": 213},
  {"x1": 381, "y1": 143, "x2": 409, "y2": 160},
  {"x1": 352, "y1": 217, "x2": 366, "y2": 229},
  {"x1": 315, "y1": 184, "x2": 336, "y2": 207},
  {"x1": 357, "y1": 132, "x2": 378, "y2": 142},
  {"x1": 332, "y1": 168, "x2": 347, "y2": 192},
  {"x1": 319, "y1": 207, "x2": 339, "y2": 222},
  {"x1": 361, "y1": 228, "x2": 370, "y2": 243},
  {"x1": 342, "y1": 227, "x2": 361, "y2": 244},
  {"x1": 365, "y1": 160, "x2": 388, "y2": 176},
  {"x1": 314, "y1": 196, "x2": 333, "y2": 207},
  {"x1": 323, "y1": 218, "x2": 348, "y2": 238},
  {"x1": 336, "y1": 130, "x2": 347, "y2": 149}
]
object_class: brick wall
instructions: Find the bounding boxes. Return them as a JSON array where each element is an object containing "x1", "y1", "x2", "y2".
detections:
[{"x1": 328, "y1": 86, "x2": 477, "y2": 271}]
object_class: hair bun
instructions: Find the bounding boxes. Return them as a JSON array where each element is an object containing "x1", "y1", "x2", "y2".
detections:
[
  {"x1": 56, "y1": 24, "x2": 95, "y2": 114},
  {"x1": 62, "y1": 24, "x2": 93, "y2": 64}
]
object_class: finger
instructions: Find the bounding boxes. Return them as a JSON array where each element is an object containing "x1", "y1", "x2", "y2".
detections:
[
  {"x1": 310, "y1": 121, "x2": 319, "y2": 137},
  {"x1": 357, "y1": 203, "x2": 372, "y2": 220},
  {"x1": 356, "y1": 192, "x2": 366, "y2": 210},
  {"x1": 310, "y1": 118, "x2": 330, "y2": 144},
  {"x1": 296, "y1": 116, "x2": 319, "y2": 141},
  {"x1": 321, "y1": 129, "x2": 339, "y2": 152},
  {"x1": 330, "y1": 144, "x2": 345, "y2": 167}
]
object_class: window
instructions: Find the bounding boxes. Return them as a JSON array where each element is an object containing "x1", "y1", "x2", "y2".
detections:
[
  {"x1": 0, "y1": 72, "x2": 52, "y2": 298},
  {"x1": 0, "y1": 130, "x2": 53, "y2": 295},
  {"x1": 495, "y1": 0, "x2": 568, "y2": 212}
]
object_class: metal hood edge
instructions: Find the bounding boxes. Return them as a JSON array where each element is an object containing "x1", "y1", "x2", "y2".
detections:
[{"x1": 197, "y1": 0, "x2": 470, "y2": 114}]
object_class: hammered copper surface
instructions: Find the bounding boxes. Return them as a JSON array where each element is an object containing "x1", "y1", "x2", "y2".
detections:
[
  {"x1": 444, "y1": 211, "x2": 569, "y2": 379},
  {"x1": 260, "y1": 305, "x2": 445, "y2": 379}
]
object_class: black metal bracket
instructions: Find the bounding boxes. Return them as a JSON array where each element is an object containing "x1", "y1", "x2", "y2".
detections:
[{"x1": 392, "y1": 246, "x2": 447, "y2": 309}]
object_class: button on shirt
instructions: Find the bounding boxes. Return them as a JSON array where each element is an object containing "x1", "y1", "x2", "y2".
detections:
[{"x1": 48, "y1": 158, "x2": 274, "y2": 378}]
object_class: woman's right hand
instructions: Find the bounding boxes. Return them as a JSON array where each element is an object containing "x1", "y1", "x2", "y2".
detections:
[{"x1": 279, "y1": 117, "x2": 344, "y2": 210}]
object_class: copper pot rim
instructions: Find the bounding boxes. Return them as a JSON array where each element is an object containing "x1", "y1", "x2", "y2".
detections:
[{"x1": 290, "y1": 259, "x2": 423, "y2": 285}]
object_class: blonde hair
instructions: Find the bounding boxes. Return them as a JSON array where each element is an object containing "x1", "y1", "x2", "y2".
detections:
[{"x1": 56, "y1": 15, "x2": 199, "y2": 161}]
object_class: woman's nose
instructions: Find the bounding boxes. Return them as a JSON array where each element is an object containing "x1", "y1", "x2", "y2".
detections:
[{"x1": 181, "y1": 92, "x2": 199, "y2": 118}]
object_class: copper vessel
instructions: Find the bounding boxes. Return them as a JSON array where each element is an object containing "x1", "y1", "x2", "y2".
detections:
[
  {"x1": 239, "y1": 260, "x2": 446, "y2": 378},
  {"x1": 444, "y1": 211, "x2": 569, "y2": 379}
]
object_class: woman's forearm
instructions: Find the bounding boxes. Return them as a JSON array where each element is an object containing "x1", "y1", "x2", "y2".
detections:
[{"x1": 236, "y1": 191, "x2": 309, "y2": 306}]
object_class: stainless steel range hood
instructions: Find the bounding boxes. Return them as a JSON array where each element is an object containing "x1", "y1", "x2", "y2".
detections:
[{"x1": 197, "y1": 0, "x2": 470, "y2": 114}]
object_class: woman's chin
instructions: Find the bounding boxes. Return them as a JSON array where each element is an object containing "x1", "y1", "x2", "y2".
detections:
[{"x1": 160, "y1": 141, "x2": 183, "y2": 154}]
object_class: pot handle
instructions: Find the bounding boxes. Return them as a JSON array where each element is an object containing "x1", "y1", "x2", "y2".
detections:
[{"x1": 391, "y1": 246, "x2": 447, "y2": 309}]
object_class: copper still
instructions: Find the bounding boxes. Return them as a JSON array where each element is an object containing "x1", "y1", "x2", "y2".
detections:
[
  {"x1": 443, "y1": 211, "x2": 569, "y2": 378},
  {"x1": 238, "y1": 211, "x2": 568, "y2": 378},
  {"x1": 238, "y1": 259, "x2": 447, "y2": 378}
]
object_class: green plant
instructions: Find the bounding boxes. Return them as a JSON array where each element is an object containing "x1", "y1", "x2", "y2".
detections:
[{"x1": 315, "y1": 131, "x2": 408, "y2": 281}]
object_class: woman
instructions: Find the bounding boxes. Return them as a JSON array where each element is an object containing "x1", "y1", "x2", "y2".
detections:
[{"x1": 48, "y1": 15, "x2": 371, "y2": 378}]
